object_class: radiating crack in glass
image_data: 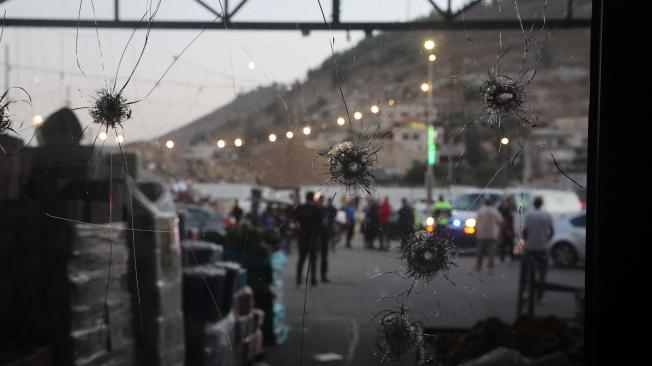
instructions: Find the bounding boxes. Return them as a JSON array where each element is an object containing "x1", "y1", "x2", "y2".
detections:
[{"x1": 372, "y1": 307, "x2": 432, "y2": 363}]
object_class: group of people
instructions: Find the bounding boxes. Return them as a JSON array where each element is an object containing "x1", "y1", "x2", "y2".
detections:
[
  {"x1": 361, "y1": 196, "x2": 417, "y2": 250},
  {"x1": 475, "y1": 195, "x2": 554, "y2": 302}
]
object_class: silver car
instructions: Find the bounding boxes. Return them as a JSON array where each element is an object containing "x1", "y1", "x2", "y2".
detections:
[{"x1": 548, "y1": 212, "x2": 586, "y2": 267}]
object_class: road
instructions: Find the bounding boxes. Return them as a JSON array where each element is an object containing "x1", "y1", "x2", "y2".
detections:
[{"x1": 263, "y1": 238, "x2": 584, "y2": 366}]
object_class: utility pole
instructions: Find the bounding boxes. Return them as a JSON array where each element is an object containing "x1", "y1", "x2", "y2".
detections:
[
  {"x1": 423, "y1": 40, "x2": 437, "y2": 206},
  {"x1": 4, "y1": 46, "x2": 9, "y2": 98},
  {"x1": 425, "y1": 56, "x2": 435, "y2": 205}
]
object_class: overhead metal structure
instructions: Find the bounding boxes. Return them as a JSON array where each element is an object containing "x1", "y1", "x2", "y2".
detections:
[{"x1": 0, "y1": 0, "x2": 590, "y2": 32}]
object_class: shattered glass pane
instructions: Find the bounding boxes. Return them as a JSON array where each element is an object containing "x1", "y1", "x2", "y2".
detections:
[{"x1": 0, "y1": 0, "x2": 590, "y2": 365}]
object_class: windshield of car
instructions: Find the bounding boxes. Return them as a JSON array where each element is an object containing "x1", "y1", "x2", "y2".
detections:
[{"x1": 452, "y1": 193, "x2": 502, "y2": 211}]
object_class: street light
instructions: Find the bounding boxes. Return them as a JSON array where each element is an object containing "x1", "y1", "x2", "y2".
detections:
[
  {"x1": 388, "y1": 99, "x2": 396, "y2": 106},
  {"x1": 286, "y1": 131, "x2": 294, "y2": 139},
  {"x1": 269, "y1": 133, "x2": 277, "y2": 142},
  {"x1": 99, "y1": 132, "x2": 107, "y2": 141},
  {"x1": 116, "y1": 135, "x2": 124, "y2": 143},
  {"x1": 354, "y1": 111, "x2": 362, "y2": 120},
  {"x1": 429, "y1": 54, "x2": 437, "y2": 62},
  {"x1": 32, "y1": 115, "x2": 44, "y2": 126},
  {"x1": 234, "y1": 138, "x2": 243, "y2": 147},
  {"x1": 303, "y1": 126, "x2": 311, "y2": 135},
  {"x1": 337, "y1": 117, "x2": 346, "y2": 126},
  {"x1": 424, "y1": 39, "x2": 435, "y2": 50},
  {"x1": 217, "y1": 139, "x2": 226, "y2": 148},
  {"x1": 501, "y1": 137, "x2": 510, "y2": 145},
  {"x1": 421, "y1": 83, "x2": 430, "y2": 92},
  {"x1": 370, "y1": 105, "x2": 379, "y2": 114},
  {"x1": 166, "y1": 140, "x2": 174, "y2": 149}
]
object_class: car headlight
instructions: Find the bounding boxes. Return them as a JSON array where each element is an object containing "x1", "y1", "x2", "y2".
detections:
[
  {"x1": 425, "y1": 217, "x2": 435, "y2": 226},
  {"x1": 465, "y1": 218, "x2": 476, "y2": 228}
]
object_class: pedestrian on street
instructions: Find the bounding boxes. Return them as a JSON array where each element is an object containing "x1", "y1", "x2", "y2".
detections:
[
  {"x1": 316, "y1": 194, "x2": 336, "y2": 283},
  {"x1": 397, "y1": 198, "x2": 415, "y2": 248},
  {"x1": 432, "y1": 194, "x2": 453, "y2": 231},
  {"x1": 378, "y1": 197, "x2": 392, "y2": 251},
  {"x1": 343, "y1": 198, "x2": 357, "y2": 248},
  {"x1": 292, "y1": 191, "x2": 323, "y2": 287},
  {"x1": 475, "y1": 196, "x2": 503, "y2": 274},
  {"x1": 364, "y1": 197, "x2": 380, "y2": 249},
  {"x1": 520, "y1": 196, "x2": 554, "y2": 302},
  {"x1": 498, "y1": 197, "x2": 516, "y2": 262},
  {"x1": 230, "y1": 199, "x2": 244, "y2": 225}
]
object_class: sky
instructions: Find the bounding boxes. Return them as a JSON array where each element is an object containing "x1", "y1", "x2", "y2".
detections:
[{"x1": 1, "y1": 0, "x2": 475, "y2": 144}]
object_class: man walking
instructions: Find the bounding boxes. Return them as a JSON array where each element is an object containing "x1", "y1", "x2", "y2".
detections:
[
  {"x1": 378, "y1": 197, "x2": 392, "y2": 251},
  {"x1": 498, "y1": 197, "x2": 516, "y2": 262},
  {"x1": 230, "y1": 199, "x2": 244, "y2": 225},
  {"x1": 364, "y1": 197, "x2": 380, "y2": 249},
  {"x1": 316, "y1": 194, "x2": 336, "y2": 283},
  {"x1": 521, "y1": 196, "x2": 554, "y2": 302},
  {"x1": 475, "y1": 197, "x2": 503, "y2": 274},
  {"x1": 343, "y1": 199, "x2": 357, "y2": 248},
  {"x1": 292, "y1": 191, "x2": 323, "y2": 287},
  {"x1": 397, "y1": 198, "x2": 415, "y2": 248}
]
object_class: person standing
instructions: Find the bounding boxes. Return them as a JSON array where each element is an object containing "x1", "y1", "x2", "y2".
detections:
[
  {"x1": 378, "y1": 197, "x2": 392, "y2": 251},
  {"x1": 230, "y1": 199, "x2": 244, "y2": 225},
  {"x1": 364, "y1": 197, "x2": 380, "y2": 249},
  {"x1": 475, "y1": 197, "x2": 503, "y2": 273},
  {"x1": 521, "y1": 196, "x2": 554, "y2": 302},
  {"x1": 343, "y1": 199, "x2": 357, "y2": 248},
  {"x1": 432, "y1": 194, "x2": 453, "y2": 227},
  {"x1": 397, "y1": 198, "x2": 415, "y2": 248},
  {"x1": 498, "y1": 197, "x2": 516, "y2": 262},
  {"x1": 316, "y1": 194, "x2": 336, "y2": 283},
  {"x1": 292, "y1": 192, "x2": 323, "y2": 287}
]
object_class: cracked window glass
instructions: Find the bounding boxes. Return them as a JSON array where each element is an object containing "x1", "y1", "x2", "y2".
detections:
[{"x1": 0, "y1": 1, "x2": 590, "y2": 365}]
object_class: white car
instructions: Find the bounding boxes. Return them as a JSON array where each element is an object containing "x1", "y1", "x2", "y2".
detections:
[{"x1": 548, "y1": 212, "x2": 586, "y2": 267}]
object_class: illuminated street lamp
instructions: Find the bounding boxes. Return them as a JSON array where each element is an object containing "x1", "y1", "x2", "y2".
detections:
[
  {"x1": 501, "y1": 137, "x2": 510, "y2": 145},
  {"x1": 388, "y1": 99, "x2": 396, "y2": 106},
  {"x1": 421, "y1": 83, "x2": 430, "y2": 92},
  {"x1": 286, "y1": 131, "x2": 294, "y2": 139},
  {"x1": 354, "y1": 111, "x2": 362, "y2": 120},
  {"x1": 217, "y1": 139, "x2": 226, "y2": 148},
  {"x1": 166, "y1": 140, "x2": 174, "y2": 149},
  {"x1": 99, "y1": 132, "x2": 107, "y2": 141},
  {"x1": 234, "y1": 138, "x2": 243, "y2": 147},
  {"x1": 269, "y1": 133, "x2": 277, "y2": 142},
  {"x1": 429, "y1": 54, "x2": 437, "y2": 62},
  {"x1": 370, "y1": 105, "x2": 379, "y2": 114},
  {"x1": 303, "y1": 126, "x2": 311, "y2": 135},
  {"x1": 424, "y1": 39, "x2": 435, "y2": 50},
  {"x1": 337, "y1": 117, "x2": 346, "y2": 126},
  {"x1": 32, "y1": 115, "x2": 44, "y2": 127}
]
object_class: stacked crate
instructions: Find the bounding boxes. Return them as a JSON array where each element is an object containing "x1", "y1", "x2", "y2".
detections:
[
  {"x1": 181, "y1": 240, "x2": 266, "y2": 365},
  {"x1": 129, "y1": 182, "x2": 185, "y2": 366},
  {"x1": 0, "y1": 141, "x2": 137, "y2": 365},
  {"x1": 223, "y1": 248, "x2": 288, "y2": 347}
]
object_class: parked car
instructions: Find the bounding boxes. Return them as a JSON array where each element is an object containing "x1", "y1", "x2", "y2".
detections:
[
  {"x1": 422, "y1": 189, "x2": 505, "y2": 249},
  {"x1": 503, "y1": 188, "x2": 584, "y2": 217},
  {"x1": 176, "y1": 203, "x2": 227, "y2": 242},
  {"x1": 547, "y1": 212, "x2": 586, "y2": 267}
]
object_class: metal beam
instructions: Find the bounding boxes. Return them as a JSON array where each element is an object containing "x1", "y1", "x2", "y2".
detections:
[{"x1": 0, "y1": 18, "x2": 591, "y2": 31}]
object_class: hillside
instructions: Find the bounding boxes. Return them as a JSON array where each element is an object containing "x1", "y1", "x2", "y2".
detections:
[{"x1": 139, "y1": 0, "x2": 592, "y2": 186}]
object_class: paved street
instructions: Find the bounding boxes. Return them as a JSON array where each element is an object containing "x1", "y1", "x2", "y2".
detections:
[{"x1": 264, "y1": 238, "x2": 584, "y2": 366}]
